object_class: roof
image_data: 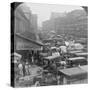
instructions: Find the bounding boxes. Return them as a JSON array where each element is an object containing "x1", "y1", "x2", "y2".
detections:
[
  {"x1": 79, "y1": 65, "x2": 88, "y2": 72},
  {"x1": 59, "y1": 67, "x2": 87, "y2": 77},
  {"x1": 15, "y1": 33, "x2": 44, "y2": 46},
  {"x1": 20, "y1": 31, "x2": 37, "y2": 40}
]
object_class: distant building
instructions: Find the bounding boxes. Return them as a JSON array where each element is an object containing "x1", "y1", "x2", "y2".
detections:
[
  {"x1": 42, "y1": 20, "x2": 55, "y2": 32},
  {"x1": 42, "y1": 12, "x2": 67, "y2": 32},
  {"x1": 42, "y1": 10, "x2": 88, "y2": 38},
  {"x1": 50, "y1": 12, "x2": 67, "y2": 19}
]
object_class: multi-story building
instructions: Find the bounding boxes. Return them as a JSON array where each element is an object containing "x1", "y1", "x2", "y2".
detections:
[
  {"x1": 50, "y1": 12, "x2": 67, "y2": 19},
  {"x1": 30, "y1": 14, "x2": 38, "y2": 32},
  {"x1": 15, "y1": 3, "x2": 38, "y2": 34},
  {"x1": 42, "y1": 10, "x2": 87, "y2": 38},
  {"x1": 11, "y1": 2, "x2": 42, "y2": 51}
]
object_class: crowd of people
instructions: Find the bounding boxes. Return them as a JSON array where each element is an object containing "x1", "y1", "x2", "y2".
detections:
[{"x1": 12, "y1": 36, "x2": 87, "y2": 86}]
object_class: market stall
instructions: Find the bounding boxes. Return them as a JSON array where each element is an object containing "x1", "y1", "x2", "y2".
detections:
[
  {"x1": 75, "y1": 52, "x2": 88, "y2": 58},
  {"x1": 58, "y1": 66, "x2": 88, "y2": 85},
  {"x1": 67, "y1": 57, "x2": 86, "y2": 67}
]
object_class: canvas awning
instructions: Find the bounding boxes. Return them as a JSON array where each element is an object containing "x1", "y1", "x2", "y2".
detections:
[
  {"x1": 69, "y1": 50, "x2": 83, "y2": 54},
  {"x1": 15, "y1": 33, "x2": 44, "y2": 50},
  {"x1": 79, "y1": 65, "x2": 88, "y2": 72},
  {"x1": 68, "y1": 57, "x2": 85, "y2": 61},
  {"x1": 75, "y1": 53, "x2": 88, "y2": 56},
  {"x1": 44, "y1": 55, "x2": 60, "y2": 60},
  {"x1": 58, "y1": 66, "x2": 87, "y2": 77}
]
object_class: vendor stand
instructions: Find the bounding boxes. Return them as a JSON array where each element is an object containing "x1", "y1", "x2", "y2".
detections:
[
  {"x1": 58, "y1": 66, "x2": 88, "y2": 85},
  {"x1": 75, "y1": 52, "x2": 88, "y2": 58},
  {"x1": 67, "y1": 57, "x2": 86, "y2": 67},
  {"x1": 43, "y1": 55, "x2": 60, "y2": 67}
]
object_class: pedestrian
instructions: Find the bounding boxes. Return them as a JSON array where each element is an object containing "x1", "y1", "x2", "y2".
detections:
[
  {"x1": 25, "y1": 62, "x2": 29, "y2": 75},
  {"x1": 18, "y1": 62, "x2": 23, "y2": 77},
  {"x1": 57, "y1": 75, "x2": 61, "y2": 85}
]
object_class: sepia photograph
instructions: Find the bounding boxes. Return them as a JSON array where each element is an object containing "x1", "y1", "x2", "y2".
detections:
[{"x1": 11, "y1": 2, "x2": 88, "y2": 87}]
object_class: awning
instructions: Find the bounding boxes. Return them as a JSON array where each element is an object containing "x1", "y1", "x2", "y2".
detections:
[
  {"x1": 15, "y1": 33, "x2": 44, "y2": 50},
  {"x1": 79, "y1": 65, "x2": 88, "y2": 72},
  {"x1": 44, "y1": 55, "x2": 60, "y2": 60},
  {"x1": 68, "y1": 57, "x2": 85, "y2": 61},
  {"x1": 59, "y1": 66, "x2": 87, "y2": 77},
  {"x1": 75, "y1": 53, "x2": 88, "y2": 56}
]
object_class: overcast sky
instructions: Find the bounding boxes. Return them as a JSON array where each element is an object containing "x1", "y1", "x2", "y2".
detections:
[{"x1": 25, "y1": 3, "x2": 83, "y2": 27}]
